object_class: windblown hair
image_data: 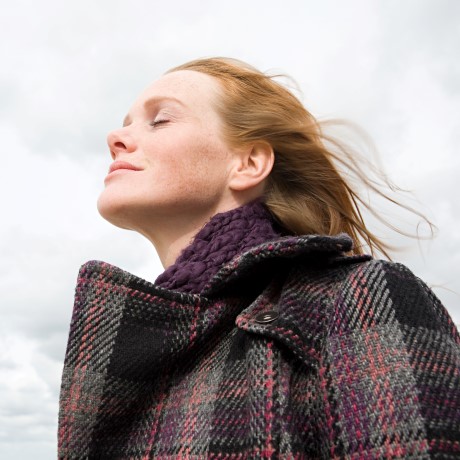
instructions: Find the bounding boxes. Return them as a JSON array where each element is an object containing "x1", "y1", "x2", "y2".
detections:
[{"x1": 169, "y1": 57, "x2": 431, "y2": 258}]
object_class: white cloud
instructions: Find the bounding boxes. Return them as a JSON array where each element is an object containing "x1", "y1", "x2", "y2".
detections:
[
  {"x1": 1, "y1": 0, "x2": 459, "y2": 458},
  {"x1": 0, "y1": 334, "x2": 59, "y2": 458}
]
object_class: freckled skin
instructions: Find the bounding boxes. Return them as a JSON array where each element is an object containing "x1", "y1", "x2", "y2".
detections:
[{"x1": 97, "y1": 71, "x2": 243, "y2": 264}]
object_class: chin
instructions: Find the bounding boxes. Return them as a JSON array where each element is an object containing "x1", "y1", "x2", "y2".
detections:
[{"x1": 97, "y1": 191, "x2": 134, "y2": 230}]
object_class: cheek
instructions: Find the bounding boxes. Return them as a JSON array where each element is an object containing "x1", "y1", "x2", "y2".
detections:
[
  {"x1": 186, "y1": 145, "x2": 230, "y2": 192},
  {"x1": 161, "y1": 136, "x2": 231, "y2": 193}
]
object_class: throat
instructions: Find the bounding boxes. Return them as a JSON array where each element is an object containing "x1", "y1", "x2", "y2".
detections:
[{"x1": 155, "y1": 201, "x2": 281, "y2": 294}]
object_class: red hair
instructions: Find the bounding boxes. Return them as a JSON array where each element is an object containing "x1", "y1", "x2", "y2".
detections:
[{"x1": 169, "y1": 57, "x2": 432, "y2": 258}]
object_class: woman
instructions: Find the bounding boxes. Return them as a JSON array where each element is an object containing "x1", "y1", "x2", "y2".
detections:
[{"x1": 58, "y1": 58, "x2": 460, "y2": 458}]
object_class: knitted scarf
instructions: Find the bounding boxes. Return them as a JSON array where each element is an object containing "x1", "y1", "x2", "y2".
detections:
[{"x1": 155, "y1": 201, "x2": 281, "y2": 294}]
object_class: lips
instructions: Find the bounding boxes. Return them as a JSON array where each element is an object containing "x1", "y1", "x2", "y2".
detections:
[{"x1": 108, "y1": 161, "x2": 142, "y2": 174}]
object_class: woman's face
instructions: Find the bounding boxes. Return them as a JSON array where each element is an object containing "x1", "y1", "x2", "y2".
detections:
[{"x1": 97, "y1": 70, "x2": 238, "y2": 235}]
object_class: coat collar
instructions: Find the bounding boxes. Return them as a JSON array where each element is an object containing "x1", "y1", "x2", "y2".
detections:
[
  {"x1": 75, "y1": 233, "x2": 370, "y2": 374},
  {"x1": 80, "y1": 233, "x2": 360, "y2": 301},
  {"x1": 202, "y1": 233, "x2": 359, "y2": 296}
]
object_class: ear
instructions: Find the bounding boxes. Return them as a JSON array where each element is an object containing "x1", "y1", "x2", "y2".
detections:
[{"x1": 229, "y1": 141, "x2": 274, "y2": 192}]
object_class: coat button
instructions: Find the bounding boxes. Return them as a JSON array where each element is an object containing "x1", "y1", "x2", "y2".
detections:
[{"x1": 254, "y1": 310, "x2": 279, "y2": 324}]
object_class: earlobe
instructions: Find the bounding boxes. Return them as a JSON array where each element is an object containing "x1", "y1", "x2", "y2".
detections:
[{"x1": 229, "y1": 142, "x2": 274, "y2": 192}]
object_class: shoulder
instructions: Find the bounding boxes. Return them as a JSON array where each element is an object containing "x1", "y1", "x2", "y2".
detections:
[
  {"x1": 237, "y1": 256, "x2": 459, "y2": 367},
  {"x1": 346, "y1": 259, "x2": 456, "y2": 338},
  {"x1": 291, "y1": 259, "x2": 460, "y2": 454},
  {"x1": 236, "y1": 254, "x2": 460, "y2": 454},
  {"x1": 288, "y1": 257, "x2": 459, "y2": 340}
]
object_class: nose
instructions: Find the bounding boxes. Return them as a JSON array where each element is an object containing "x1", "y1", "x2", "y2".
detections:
[{"x1": 107, "y1": 128, "x2": 136, "y2": 159}]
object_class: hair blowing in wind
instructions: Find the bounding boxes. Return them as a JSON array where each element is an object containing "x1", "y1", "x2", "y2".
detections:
[{"x1": 170, "y1": 57, "x2": 434, "y2": 259}]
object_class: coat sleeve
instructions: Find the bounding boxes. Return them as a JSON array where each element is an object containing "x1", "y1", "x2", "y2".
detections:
[
  {"x1": 383, "y1": 261, "x2": 460, "y2": 454},
  {"x1": 327, "y1": 259, "x2": 460, "y2": 457}
]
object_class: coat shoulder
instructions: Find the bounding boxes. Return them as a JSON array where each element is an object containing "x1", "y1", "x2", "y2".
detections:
[
  {"x1": 312, "y1": 257, "x2": 459, "y2": 340},
  {"x1": 238, "y1": 256, "x2": 460, "y2": 368},
  {"x1": 238, "y1": 256, "x2": 460, "y2": 455},
  {"x1": 288, "y1": 258, "x2": 460, "y2": 456}
]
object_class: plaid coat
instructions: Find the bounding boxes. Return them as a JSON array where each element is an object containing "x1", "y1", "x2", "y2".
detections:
[{"x1": 58, "y1": 234, "x2": 460, "y2": 459}]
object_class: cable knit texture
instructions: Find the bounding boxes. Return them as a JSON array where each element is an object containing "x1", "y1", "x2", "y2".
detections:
[{"x1": 155, "y1": 201, "x2": 281, "y2": 293}]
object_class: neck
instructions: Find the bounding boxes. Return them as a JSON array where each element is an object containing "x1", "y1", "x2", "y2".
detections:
[
  {"x1": 138, "y1": 196, "x2": 252, "y2": 268},
  {"x1": 150, "y1": 223, "x2": 207, "y2": 269},
  {"x1": 155, "y1": 199, "x2": 281, "y2": 294}
]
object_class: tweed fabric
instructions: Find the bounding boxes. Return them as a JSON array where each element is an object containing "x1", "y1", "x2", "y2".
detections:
[
  {"x1": 59, "y1": 234, "x2": 460, "y2": 459},
  {"x1": 155, "y1": 200, "x2": 281, "y2": 293}
]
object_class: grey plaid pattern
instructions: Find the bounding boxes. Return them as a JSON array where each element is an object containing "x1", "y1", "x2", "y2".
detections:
[{"x1": 59, "y1": 234, "x2": 460, "y2": 458}]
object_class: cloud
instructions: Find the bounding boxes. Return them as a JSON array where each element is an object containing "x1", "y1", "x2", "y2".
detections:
[
  {"x1": 0, "y1": 333, "x2": 60, "y2": 459},
  {"x1": 1, "y1": 0, "x2": 459, "y2": 458}
]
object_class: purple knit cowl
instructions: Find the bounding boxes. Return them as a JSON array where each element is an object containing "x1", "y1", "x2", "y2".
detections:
[{"x1": 155, "y1": 201, "x2": 281, "y2": 294}]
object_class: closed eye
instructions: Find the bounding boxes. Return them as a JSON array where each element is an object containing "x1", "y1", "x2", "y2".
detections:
[{"x1": 150, "y1": 119, "x2": 169, "y2": 128}]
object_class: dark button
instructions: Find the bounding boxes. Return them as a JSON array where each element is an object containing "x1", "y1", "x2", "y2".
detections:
[{"x1": 254, "y1": 310, "x2": 279, "y2": 324}]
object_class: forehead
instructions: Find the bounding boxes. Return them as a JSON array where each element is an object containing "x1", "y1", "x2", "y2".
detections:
[{"x1": 130, "y1": 70, "x2": 221, "y2": 112}]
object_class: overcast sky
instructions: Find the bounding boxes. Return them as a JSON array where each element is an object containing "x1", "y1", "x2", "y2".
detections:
[{"x1": 0, "y1": 0, "x2": 459, "y2": 458}]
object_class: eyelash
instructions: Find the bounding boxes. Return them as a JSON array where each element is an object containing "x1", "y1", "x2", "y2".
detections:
[{"x1": 149, "y1": 119, "x2": 169, "y2": 128}]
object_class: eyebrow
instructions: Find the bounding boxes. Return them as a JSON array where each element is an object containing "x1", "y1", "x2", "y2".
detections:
[{"x1": 122, "y1": 96, "x2": 186, "y2": 127}]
